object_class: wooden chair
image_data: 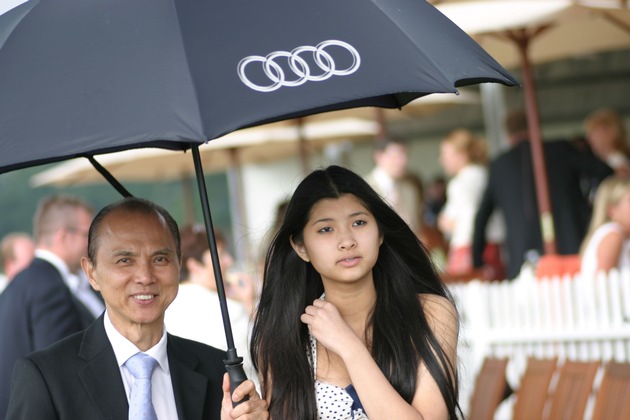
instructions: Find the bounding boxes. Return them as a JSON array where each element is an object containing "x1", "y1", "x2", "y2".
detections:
[
  {"x1": 592, "y1": 361, "x2": 630, "y2": 420},
  {"x1": 547, "y1": 360, "x2": 599, "y2": 420},
  {"x1": 468, "y1": 357, "x2": 511, "y2": 420},
  {"x1": 512, "y1": 357, "x2": 558, "y2": 420}
]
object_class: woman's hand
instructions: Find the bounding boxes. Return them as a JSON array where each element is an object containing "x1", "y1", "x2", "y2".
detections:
[{"x1": 300, "y1": 299, "x2": 361, "y2": 357}]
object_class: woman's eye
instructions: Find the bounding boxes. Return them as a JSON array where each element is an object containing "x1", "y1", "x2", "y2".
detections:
[
  {"x1": 318, "y1": 226, "x2": 333, "y2": 233},
  {"x1": 353, "y1": 220, "x2": 367, "y2": 227}
]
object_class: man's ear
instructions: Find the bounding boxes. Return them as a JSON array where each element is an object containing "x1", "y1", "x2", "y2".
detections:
[
  {"x1": 81, "y1": 257, "x2": 100, "y2": 291},
  {"x1": 290, "y1": 236, "x2": 310, "y2": 262}
]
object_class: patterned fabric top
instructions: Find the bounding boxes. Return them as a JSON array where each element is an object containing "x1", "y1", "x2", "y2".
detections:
[{"x1": 309, "y1": 333, "x2": 369, "y2": 420}]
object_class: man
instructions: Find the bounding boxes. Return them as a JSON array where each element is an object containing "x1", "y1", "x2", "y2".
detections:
[
  {"x1": 0, "y1": 232, "x2": 35, "y2": 292},
  {"x1": 472, "y1": 109, "x2": 614, "y2": 279},
  {"x1": 0, "y1": 195, "x2": 97, "y2": 418},
  {"x1": 5, "y1": 197, "x2": 267, "y2": 419},
  {"x1": 365, "y1": 136, "x2": 422, "y2": 233}
]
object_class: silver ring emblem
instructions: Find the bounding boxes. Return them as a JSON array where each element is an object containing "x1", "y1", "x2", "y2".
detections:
[{"x1": 238, "y1": 40, "x2": 361, "y2": 93}]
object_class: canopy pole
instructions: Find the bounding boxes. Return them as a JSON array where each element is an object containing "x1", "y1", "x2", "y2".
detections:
[
  {"x1": 510, "y1": 29, "x2": 557, "y2": 255},
  {"x1": 296, "y1": 117, "x2": 310, "y2": 175},
  {"x1": 191, "y1": 144, "x2": 248, "y2": 404}
]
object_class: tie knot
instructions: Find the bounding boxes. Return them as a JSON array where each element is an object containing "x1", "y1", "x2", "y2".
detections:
[{"x1": 126, "y1": 353, "x2": 158, "y2": 380}]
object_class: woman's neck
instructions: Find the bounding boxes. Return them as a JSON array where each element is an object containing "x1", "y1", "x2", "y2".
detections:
[{"x1": 323, "y1": 284, "x2": 376, "y2": 334}]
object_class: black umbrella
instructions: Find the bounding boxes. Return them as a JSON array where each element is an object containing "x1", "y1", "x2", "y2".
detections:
[{"x1": 0, "y1": 0, "x2": 518, "y2": 395}]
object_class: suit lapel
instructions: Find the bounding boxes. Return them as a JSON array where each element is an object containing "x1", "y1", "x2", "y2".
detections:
[
  {"x1": 168, "y1": 335, "x2": 210, "y2": 420},
  {"x1": 77, "y1": 316, "x2": 129, "y2": 420}
]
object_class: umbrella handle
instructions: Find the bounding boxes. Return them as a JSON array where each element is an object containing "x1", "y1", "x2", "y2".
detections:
[{"x1": 225, "y1": 358, "x2": 249, "y2": 407}]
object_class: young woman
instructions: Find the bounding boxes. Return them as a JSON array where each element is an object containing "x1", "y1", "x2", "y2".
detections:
[
  {"x1": 580, "y1": 176, "x2": 630, "y2": 281},
  {"x1": 250, "y1": 165, "x2": 461, "y2": 419}
]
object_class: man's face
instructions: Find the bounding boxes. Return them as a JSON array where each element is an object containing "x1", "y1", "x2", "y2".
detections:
[
  {"x1": 82, "y1": 210, "x2": 180, "y2": 338},
  {"x1": 375, "y1": 143, "x2": 408, "y2": 179}
]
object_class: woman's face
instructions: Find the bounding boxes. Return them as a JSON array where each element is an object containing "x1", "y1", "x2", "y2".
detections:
[
  {"x1": 439, "y1": 142, "x2": 466, "y2": 176},
  {"x1": 291, "y1": 194, "x2": 383, "y2": 288},
  {"x1": 200, "y1": 242, "x2": 234, "y2": 290}
]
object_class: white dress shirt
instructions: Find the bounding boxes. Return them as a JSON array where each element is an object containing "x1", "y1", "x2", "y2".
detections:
[
  {"x1": 66, "y1": 271, "x2": 105, "y2": 318},
  {"x1": 104, "y1": 311, "x2": 179, "y2": 420}
]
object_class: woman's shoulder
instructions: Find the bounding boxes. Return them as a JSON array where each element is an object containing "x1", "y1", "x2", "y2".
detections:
[
  {"x1": 593, "y1": 222, "x2": 626, "y2": 240},
  {"x1": 417, "y1": 293, "x2": 459, "y2": 354},
  {"x1": 418, "y1": 293, "x2": 458, "y2": 324}
]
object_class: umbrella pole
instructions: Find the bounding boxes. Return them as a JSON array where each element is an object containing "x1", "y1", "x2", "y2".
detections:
[
  {"x1": 511, "y1": 29, "x2": 557, "y2": 255},
  {"x1": 191, "y1": 144, "x2": 248, "y2": 403}
]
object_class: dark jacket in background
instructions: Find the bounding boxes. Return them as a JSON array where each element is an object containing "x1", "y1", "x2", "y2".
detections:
[
  {"x1": 0, "y1": 258, "x2": 94, "y2": 418},
  {"x1": 473, "y1": 139, "x2": 613, "y2": 279}
]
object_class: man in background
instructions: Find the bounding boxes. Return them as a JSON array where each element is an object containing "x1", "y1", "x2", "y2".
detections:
[
  {"x1": 365, "y1": 136, "x2": 422, "y2": 233},
  {"x1": 0, "y1": 232, "x2": 35, "y2": 293},
  {"x1": 473, "y1": 109, "x2": 613, "y2": 279},
  {"x1": 0, "y1": 195, "x2": 97, "y2": 418}
]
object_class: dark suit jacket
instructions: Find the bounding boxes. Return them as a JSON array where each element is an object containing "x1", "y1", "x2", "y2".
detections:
[
  {"x1": 473, "y1": 140, "x2": 613, "y2": 279},
  {"x1": 5, "y1": 315, "x2": 227, "y2": 420},
  {"x1": 0, "y1": 257, "x2": 96, "y2": 418}
]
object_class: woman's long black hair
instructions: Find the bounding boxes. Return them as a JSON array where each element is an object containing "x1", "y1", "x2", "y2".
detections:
[{"x1": 250, "y1": 165, "x2": 461, "y2": 419}]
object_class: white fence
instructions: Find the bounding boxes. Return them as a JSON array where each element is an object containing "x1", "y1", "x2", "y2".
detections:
[{"x1": 449, "y1": 267, "x2": 630, "y2": 418}]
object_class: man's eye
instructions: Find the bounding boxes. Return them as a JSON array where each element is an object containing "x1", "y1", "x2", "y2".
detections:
[{"x1": 116, "y1": 258, "x2": 130, "y2": 264}]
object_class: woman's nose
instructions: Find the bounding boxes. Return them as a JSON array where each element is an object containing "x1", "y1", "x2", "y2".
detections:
[{"x1": 338, "y1": 232, "x2": 357, "y2": 250}]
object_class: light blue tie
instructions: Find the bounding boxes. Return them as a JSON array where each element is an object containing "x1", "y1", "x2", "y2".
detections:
[{"x1": 125, "y1": 352, "x2": 158, "y2": 420}]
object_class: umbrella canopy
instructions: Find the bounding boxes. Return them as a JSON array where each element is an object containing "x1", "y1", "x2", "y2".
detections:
[
  {"x1": 435, "y1": 0, "x2": 630, "y2": 254},
  {"x1": 0, "y1": 0, "x2": 518, "y2": 392}
]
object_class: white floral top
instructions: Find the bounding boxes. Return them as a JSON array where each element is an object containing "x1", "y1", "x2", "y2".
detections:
[{"x1": 309, "y1": 333, "x2": 369, "y2": 419}]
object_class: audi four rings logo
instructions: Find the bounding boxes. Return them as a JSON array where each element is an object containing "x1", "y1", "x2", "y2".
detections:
[{"x1": 237, "y1": 40, "x2": 361, "y2": 93}]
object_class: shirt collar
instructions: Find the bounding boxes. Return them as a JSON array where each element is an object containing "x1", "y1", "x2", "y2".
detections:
[
  {"x1": 103, "y1": 310, "x2": 170, "y2": 372},
  {"x1": 372, "y1": 166, "x2": 395, "y2": 192},
  {"x1": 35, "y1": 249, "x2": 74, "y2": 287}
]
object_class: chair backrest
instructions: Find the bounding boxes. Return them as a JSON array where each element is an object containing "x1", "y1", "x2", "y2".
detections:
[
  {"x1": 468, "y1": 357, "x2": 511, "y2": 420},
  {"x1": 547, "y1": 360, "x2": 599, "y2": 420},
  {"x1": 592, "y1": 361, "x2": 630, "y2": 420},
  {"x1": 512, "y1": 357, "x2": 558, "y2": 420}
]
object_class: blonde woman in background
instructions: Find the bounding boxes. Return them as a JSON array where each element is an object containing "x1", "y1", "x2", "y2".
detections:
[
  {"x1": 438, "y1": 129, "x2": 506, "y2": 280},
  {"x1": 580, "y1": 176, "x2": 630, "y2": 281}
]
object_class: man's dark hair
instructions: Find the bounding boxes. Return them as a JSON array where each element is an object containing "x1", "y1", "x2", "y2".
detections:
[{"x1": 87, "y1": 197, "x2": 181, "y2": 265}]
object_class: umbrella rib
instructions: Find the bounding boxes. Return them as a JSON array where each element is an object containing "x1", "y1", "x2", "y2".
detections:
[{"x1": 85, "y1": 156, "x2": 133, "y2": 198}]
